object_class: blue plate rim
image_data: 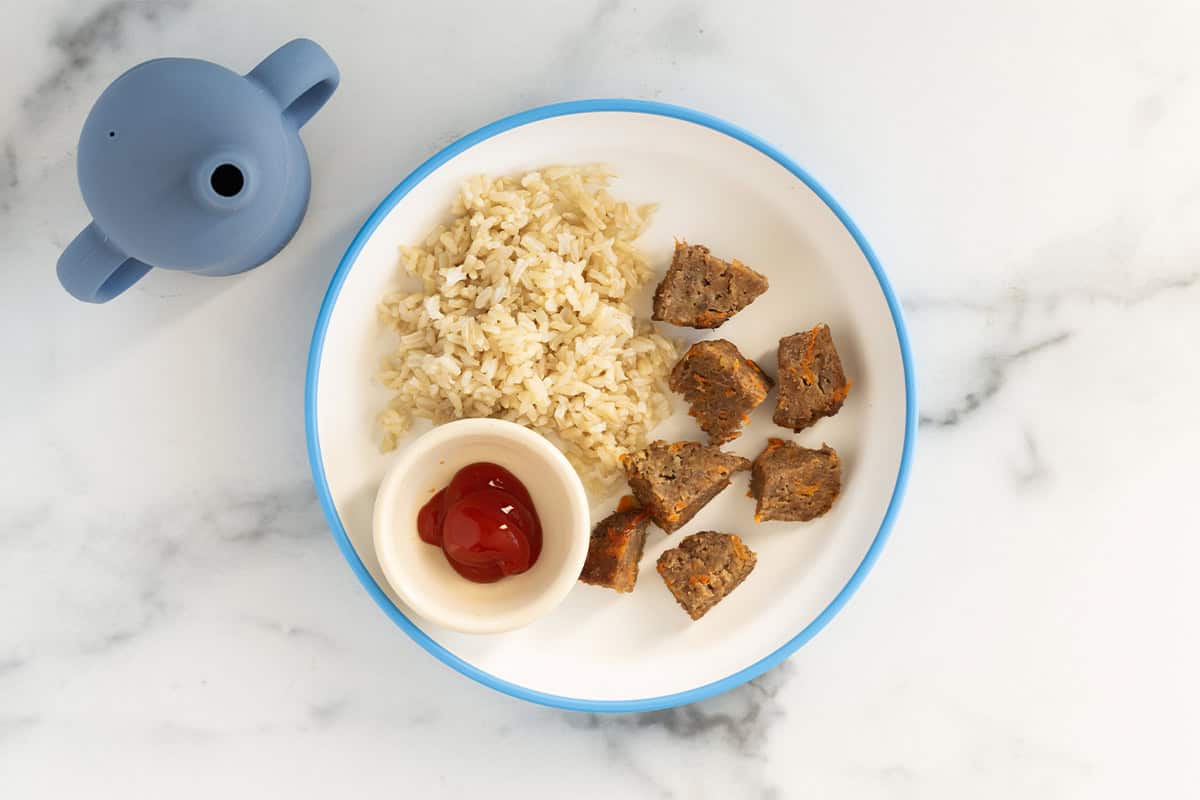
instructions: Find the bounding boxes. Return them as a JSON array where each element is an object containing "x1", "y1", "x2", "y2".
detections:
[{"x1": 304, "y1": 98, "x2": 917, "y2": 713}]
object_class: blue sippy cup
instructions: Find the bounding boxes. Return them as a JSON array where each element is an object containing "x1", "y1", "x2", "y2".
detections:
[{"x1": 57, "y1": 38, "x2": 339, "y2": 303}]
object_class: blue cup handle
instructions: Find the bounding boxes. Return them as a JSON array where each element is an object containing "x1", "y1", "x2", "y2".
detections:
[
  {"x1": 247, "y1": 38, "x2": 339, "y2": 129},
  {"x1": 57, "y1": 223, "x2": 152, "y2": 303}
]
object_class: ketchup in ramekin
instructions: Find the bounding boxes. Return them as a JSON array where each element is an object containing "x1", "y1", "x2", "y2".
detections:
[{"x1": 416, "y1": 462, "x2": 543, "y2": 583}]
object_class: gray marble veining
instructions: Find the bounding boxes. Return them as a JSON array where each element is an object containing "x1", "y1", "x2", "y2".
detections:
[
  {"x1": 23, "y1": 0, "x2": 192, "y2": 122},
  {"x1": 919, "y1": 331, "x2": 1072, "y2": 428}
]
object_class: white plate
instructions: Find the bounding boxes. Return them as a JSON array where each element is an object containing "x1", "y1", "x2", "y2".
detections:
[{"x1": 306, "y1": 100, "x2": 916, "y2": 712}]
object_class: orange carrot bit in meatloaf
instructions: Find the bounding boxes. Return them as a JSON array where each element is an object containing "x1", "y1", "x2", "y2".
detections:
[
  {"x1": 773, "y1": 324, "x2": 851, "y2": 432},
  {"x1": 669, "y1": 339, "x2": 773, "y2": 445},
  {"x1": 616, "y1": 494, "x2": 641, "y2": 513},
  {"x1": 622, "y1": 441, "x2": 751, "y2": 534},
  {"x1": 657, "y1": 532, "x2": 757, "y2": 620}
]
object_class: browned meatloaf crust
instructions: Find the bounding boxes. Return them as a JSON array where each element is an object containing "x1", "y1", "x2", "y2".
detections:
[
  {"x1": 652, "y1": 242, "x2": 769, "y2": 329},
  {"x1": 670, "y1": 339, "x2": 773, "y2": 445},
  {"x1": 773, "y1": 324, "x2": 851, "y2": 432},
  {"x1": 657, "y1": 532, "x2": 757, "y2": 620},
  {"x1": 579, "y1": 508, "x2": 651, "y2": 593},
  {"x1": 621, "y1": 441, "x2": 751, "y2": 533},
  {"x1": 750, "y1": 438, "x2": 841, "y2": 522}
]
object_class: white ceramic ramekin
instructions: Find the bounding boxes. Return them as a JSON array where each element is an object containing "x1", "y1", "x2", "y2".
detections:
[{"x1": 372, "y1": 418, "x2": 590, "y2": 634}]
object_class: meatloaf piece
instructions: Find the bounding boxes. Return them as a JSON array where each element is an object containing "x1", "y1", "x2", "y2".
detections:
[
  {"x1": 657, "y1": 532, "x2": 757, "y2": 620},
  {"x1": 670, "y1": 339, "x2": 773, "y2": 444},
  {"x1": 579, "y1": 508, "x2": 650, "y2": 593},
  {"x1": 773, "y1": 324, "x2": 851, "y2": 432},
  {"x1": 652, "y1": 242, "x2": 769, "y2": 329},
  {"x1": 750, "y1": 438, "x2": 841, "y2": 522},
  {"x1": 622, "y1": 441, "x2": 751, "y2": 533}
]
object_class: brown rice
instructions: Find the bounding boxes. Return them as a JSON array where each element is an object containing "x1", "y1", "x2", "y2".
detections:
[{"x1": 376, "y1": 165, "x2": 677, "y2": 492}]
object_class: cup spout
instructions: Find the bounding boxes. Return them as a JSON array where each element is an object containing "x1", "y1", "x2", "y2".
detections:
[{"x1": 192, "y1": 152, "x2": 256, "y2": 210}]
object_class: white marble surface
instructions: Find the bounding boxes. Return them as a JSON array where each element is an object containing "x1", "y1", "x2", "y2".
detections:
[{"x1": 2, "y1": 1, "x2": 1198, "y2": 796}]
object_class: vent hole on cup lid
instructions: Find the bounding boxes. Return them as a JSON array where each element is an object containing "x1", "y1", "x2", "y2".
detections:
[{"x1": 210, "y1": 163, "x2": 244, "y2": 198}]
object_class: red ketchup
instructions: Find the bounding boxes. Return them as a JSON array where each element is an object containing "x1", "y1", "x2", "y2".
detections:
[{"x1": 416, "y1": 462, "x2": 542, "y2": 583}]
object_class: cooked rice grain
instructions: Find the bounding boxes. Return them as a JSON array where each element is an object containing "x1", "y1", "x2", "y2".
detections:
[{"x1": 376, "y1": 165, "x2": 677, "y2": 492}]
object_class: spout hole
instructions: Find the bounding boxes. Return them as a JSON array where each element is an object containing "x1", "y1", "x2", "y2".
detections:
[
  {"x1": 210, "y1": 163, "x2": 244, "y2": 198},
  {"x1": 108, "y1": 131, "x2": 116, "y2": 138}
]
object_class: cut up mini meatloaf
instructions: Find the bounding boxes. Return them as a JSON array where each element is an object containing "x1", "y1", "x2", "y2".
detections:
[
  {"x1": 622, "y1": 441, "x2": 751, "y2": 533},
  {"x1": 750, "y1": 438, "x2": 841, "y2": 522},
  {"x1": 579, "y1": 508, "x2": 651, "y2": 593},
  {"x1": 652, "y1": 242, "x2": 769, "y2": 329},
  {"x1": 774, "y1": 323, "x2": 851, "y2": 432},
  {"x1": 657, "y1": 532, "x2": 757, "y2": 620},
  {"x1": 670, "y1": 339, "x2": 773, "y2": 444}
]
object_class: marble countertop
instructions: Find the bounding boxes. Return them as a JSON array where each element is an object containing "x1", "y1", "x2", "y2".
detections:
[{"x1": 3, "y1": 1, "x2": 1198, "y2": 796}]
